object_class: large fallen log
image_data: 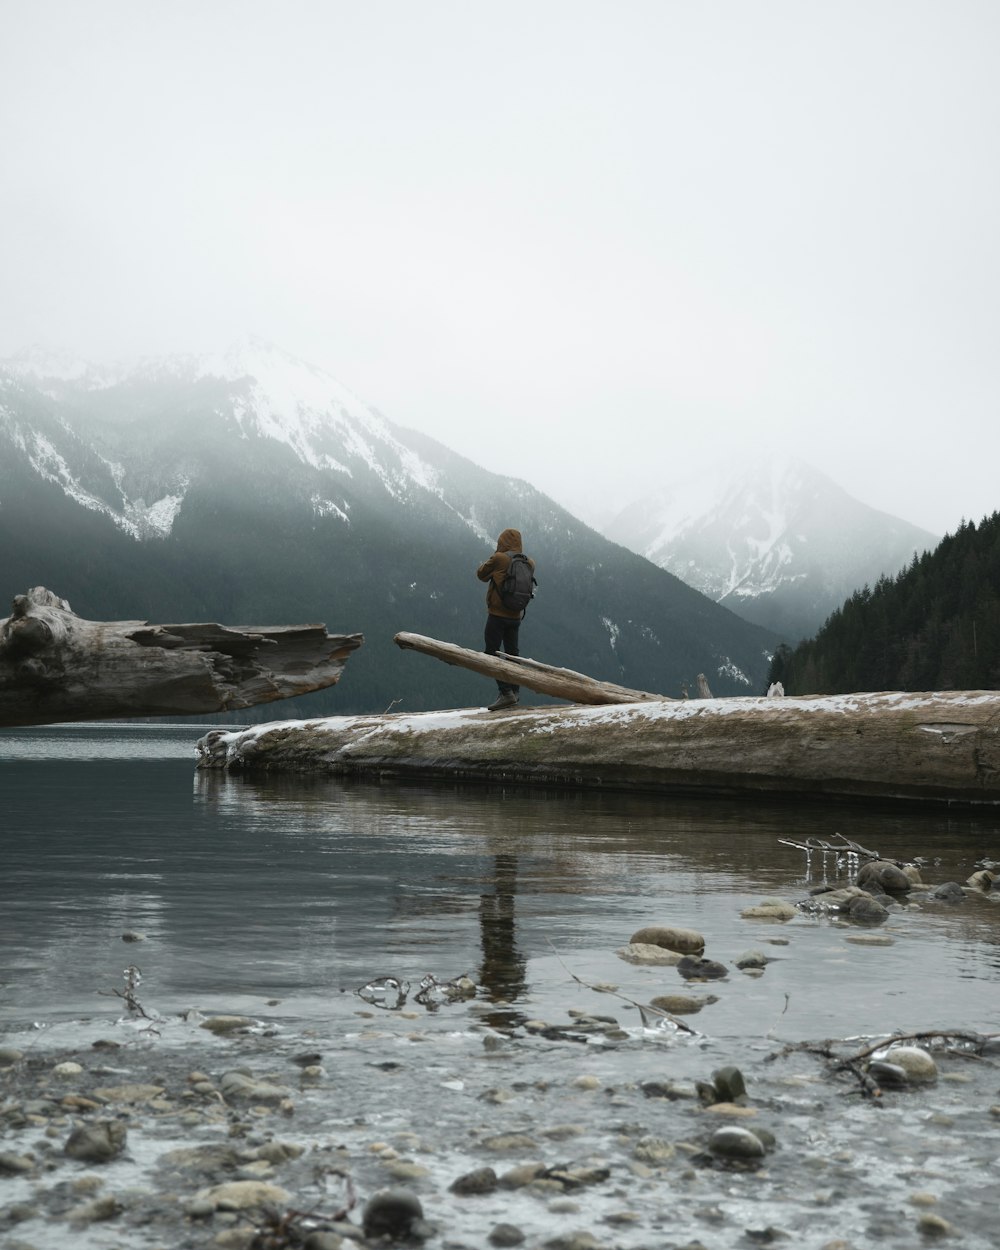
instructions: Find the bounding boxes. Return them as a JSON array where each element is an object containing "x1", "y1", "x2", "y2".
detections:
[
  {"x1": 196, "y1": 690, "x2": 1000, "y2": 808},
  {"x1": 394, "y1": 631, "x2": 670, "y2": 704},
  {"x1": 0, "y1": 587, "x2": 363, "y2": 728}
]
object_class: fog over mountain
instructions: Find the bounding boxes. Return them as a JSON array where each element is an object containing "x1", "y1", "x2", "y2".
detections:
[
  {"x1": 0, "y1": 340, "x2": 779, "y2": 716},
  {"x1": 605, "y1": 459, "x2": 938, "y2": 642}
]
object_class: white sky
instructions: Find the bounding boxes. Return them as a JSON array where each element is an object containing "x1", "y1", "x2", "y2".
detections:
[{"x1": 1, "y1": 1, "x2": 997, "y2": 536}]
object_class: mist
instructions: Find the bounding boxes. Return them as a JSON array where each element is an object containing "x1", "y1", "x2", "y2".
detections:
[{"x1": 2, "y1": 1, "x2": 997, "y2": 536}]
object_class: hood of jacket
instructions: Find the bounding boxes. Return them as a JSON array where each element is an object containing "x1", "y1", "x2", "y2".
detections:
[{"x1": 496, "y1": 528, "x2": 522, "y2": 554}]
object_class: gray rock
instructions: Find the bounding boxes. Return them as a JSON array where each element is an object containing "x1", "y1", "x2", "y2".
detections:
[
  {"x1": 712, "y1": 1066, "x2": 747, "y2": 1102},
  {"x1": 885, "y1": 1046, "x2": 937, "y2": 1082},
  {"x1": 741, "y1": 898, "x2": 796, "y2": 920},
  {"x1": 0, "y1": 1151, "x2": 35, "y2": 1174},
  {"x1": 449, "y1": 1166, "x2": 498, "y2": 1195},
  {"x1": 708, "y1": 1126, "x2": 766, "y2": 1159},
  {"x1": 628, "y1": 925, "x2": 705, "y2": 954},
  {"x1": 649, "y1": 994, "x2": 718, "y2": 1015},
  {"x1": 677, "y1": 956, "x2": 728, "y2": 980},
  {"x1": 490, "y1": 1224, "x2": 526, "y2": 1247},
  {"x1": 543, "y1": 1234, "x2": 603, "y2": 1250},
  {"x1": 0, "y1": 1047, "x2": 24, "y2": 1067},
  {"x1": 219, "y1": 1071, "x2": 294, "y2": 1105},
  {"x1": 303, "y1": 1234, "x2": 344, "y2": 1250},
  {"x1": 845, "y1": 895, "x2": 889, "y2": 925},
  {"x1": 64, "y1": 1120, "x2": 127, "y2": 1163},
  {"x1": 929, "y1": 882, "x2": 966, "y2": 902},
  {"x1": 857, "y1": 860, "x2": 911, "y2": 893},
  {"x1": 362, "y1": 1188, "x2": 424, "y2": 1240},
  {"x1": 734, "y1": 950, "x2": 770, "y2": 970}
]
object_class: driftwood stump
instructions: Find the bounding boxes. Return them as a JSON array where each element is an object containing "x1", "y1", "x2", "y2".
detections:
[{"x1": 0, "y1": 587, "x2": 363, "y2": 728}]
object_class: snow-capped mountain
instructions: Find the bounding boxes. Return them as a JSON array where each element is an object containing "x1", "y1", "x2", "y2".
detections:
[
  {"x1": 604, "y1": 458, "x2": 938, "y2": 642},
  {"x1": 0, "y1": 340, "x2": 779, "y2": 714}
]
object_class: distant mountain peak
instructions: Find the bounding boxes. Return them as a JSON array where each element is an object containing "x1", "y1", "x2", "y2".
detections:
[{"x1": 605, "y1": 457, "x2": 938, "y2": 641}]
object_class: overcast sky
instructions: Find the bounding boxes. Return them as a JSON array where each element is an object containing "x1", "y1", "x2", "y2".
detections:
[{"x1": 2, "y1": 1, "x2": 997, "y2": 536}]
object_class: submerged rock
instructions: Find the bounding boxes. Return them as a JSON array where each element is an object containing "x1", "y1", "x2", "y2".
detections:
[
  {"x1": 616, "y1": 942, "x2": 682, "y2": 965},
  {"x1": 885, "y1": 1046, "x2": 938, "y2": 1083},
  {"x1": 929, "y1": 882, "x2": 966, "y2": 902},
  {"x1": 858, "y1": 860, "x2": 912, "y2": 893},
  {"x1": 649, "y1": 993, "x2": 718, "y2": 1015},
  {"x1": 677, "y1": 956, "x2": 728, "y2": 981},
  {"x1": 362, "y1": 1187, "x2": 425, "y2": 1239},
  {"x1": 628, "y1": 925, "x2": 705, "y2": 954},
  {"x1": 708, "y1": 1126, "x2": 767, "y2": 1159},
  {"x1": 741, "y1": 898, "x2": 796, "y2": 921},
  {"x1": 64, "y1": 1121, "x2": 127, "y2": 1163}
]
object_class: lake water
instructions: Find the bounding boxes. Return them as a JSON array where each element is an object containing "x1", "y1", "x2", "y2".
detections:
[{"x1": 2, "y1": 723, "x2": 1000, "y2": 1249}]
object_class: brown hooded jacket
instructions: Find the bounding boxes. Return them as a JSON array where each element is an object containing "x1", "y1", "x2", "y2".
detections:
[{"x1": 476, "y1": 528, "x2": 535, "y2": 619}]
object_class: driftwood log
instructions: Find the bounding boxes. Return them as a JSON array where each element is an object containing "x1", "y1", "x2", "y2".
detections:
[
  {"x1": 394, "y1": 631, "x2": 670, "y2": 705},
  {"x1": 0, "y1": 587, "x2": 363, "y2": 728},
  {"x1": 197, "y1": 690, "x2": 1000, "y2": 808}
]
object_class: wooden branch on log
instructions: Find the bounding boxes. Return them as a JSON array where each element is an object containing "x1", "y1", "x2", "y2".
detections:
[
  {"x1": 0, "y1": 587, "x2": 364, "y2": 728},
  {"x1": 394, "y1": 631, "x2": 670, "y2": 705}
]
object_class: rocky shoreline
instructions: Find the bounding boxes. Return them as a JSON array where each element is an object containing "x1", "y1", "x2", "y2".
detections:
[{"x1": 4, "y1": 878, "x2": 1000, "y2": 1250}]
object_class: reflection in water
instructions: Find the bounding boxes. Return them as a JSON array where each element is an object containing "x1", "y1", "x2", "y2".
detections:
[
  {"x1": 478, "y1": 853, "x2": 527, "y2": 1004},
  {"x1": 2, "y1": 727, "x2": 999, "y2": 1041}
]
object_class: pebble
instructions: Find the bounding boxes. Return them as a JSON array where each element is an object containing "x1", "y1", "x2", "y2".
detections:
[
  {"x1": 909, "y1": 1192, "x2": 939, "y2": 1207},
  {"x1": 677, "y1": 956, "x2": 728, "y2": 980},
  {"x1": 0, "y1": 1151, "x2": 35, "y2": 1174},
  {"x1": 741, "y1": 898, "x2": 796, "y2": 920},
  {"x1": 734, "y1": 950, "x2": 770, "y2": 969},
  {"x1": 615, "y1": 942, "x2": 682, "y2": 965},
  {"x1": 712, "y1": 1065, "x2": 747, "y2": 1102},
  {"x1": 64, "y1": 1120, "x2": 127, "y2": 1163},
  {"x1": 93, "y1": 1082, "x2": 165, "y2": 1104},
  {"x1": 917, "y1": 1212, "x2": 953, "y2": 1238},
  {"x1": 200, "y1": 1015, "x2": 255, "y2": 1034},
  {"x1": 544, "y1": 1233, "x2": 603, "y2": 1250},
  {"x1": 196, "y1": 1180, "x2": 292, "y2": 1210},
  {"x1": 450, "y1": 1165, "x2": 498, "y2": 1194},
  {"x1": 885, "y1": 1046, "x2": 938, "y2": 1082},
  {"x1": 628, "y1": 924, "x2": 705, "y2": 954},
  {"x1": 52, "y1": 1061, "x2": 84, "y2": 1077},
  {"x1": 708, "y1": 1126, "x2": 766, "y2": 1159},
  {"x1": 633, "y1": 1135, "x2": 675, "y2": 1164},
  {"x1": 0, "y1": 1046, "x2": 24, "y2": 1066},
  {"x1": 220, "y1": 1071, "x2": 295, "y2": 1105},
  {"x1": 362, "y1": 1187, "x2": 424, "y2": 1239},
  {"x1": 572, "y1": 1075, "x2": 601, "y2": 1090},
  {"x1": 649, "y1": 994, "x2": 717, "y2": 1015},
  {"x1": 483, "y1": 1132, "x2": 538, "y2": 1151},
  {"x1": 844, "y1": 933, "x2": 895, "y2": 945},
  {"x1": 490, "y1": 1224, "x2": 527, "y2": 1247}
]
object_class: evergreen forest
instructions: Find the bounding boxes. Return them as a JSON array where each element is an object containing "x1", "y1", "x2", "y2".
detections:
[{"x1": 767, "y1": 512, "x2": 1000, "y2": 695}]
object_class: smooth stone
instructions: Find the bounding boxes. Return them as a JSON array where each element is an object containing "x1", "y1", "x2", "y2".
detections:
[
  {"x1": 917, "y1": 1213, "x2": 953, "y2": 1238},
  {"x1": 93, "y1": 1083, "x2": 165, "y2": 1104},
  {"x1": 0, "y1": 1047, "x2": 24, "y2": 1066},
  {"x1": 845, "y1": 895, "x2": 889, "y2": 925},
  {"x1": 649, "y1": 994, "x2": 718, "y2": 1015},
  {"x1": 966, "y1": 869, "x2": 995, "y2": 890},
  {"x1": 928, "y1": 882, "x2": 965, "y2": 902},
  {"x1": 483, "y1": 1133, "x2": 538, "y2": 1151},
  {"x1": 712, "y1": 1066, "x2": 747, "y2": 1102},
  {"x1": 628, "y1": 925, "x2": 705, "y2": 954},
  {"x1": 844, "y1": 933, "x2": 895, "y2": 946},
  {"x1": 490, "y1": 1224, "x2": 526, "y2": 1247},
  {"x1": 499, "y1": 1163, "x2": 547, "y2": 1188},
  {"x1": 362, "y1": 1188, "x2": 424, "y2": 1239},
  {"x1": 677, "y1": 956, "x2": 728, "y2": 980},
  {"x1": 616, "y1": 943, "x2": 682, "y2": 966},
  {"x1": 195, "y1": 1180, "x2": 292, "y2": 1210},
  {"x1": 543, "y1": 1234, "x2": 603, "y2": 1250},
  {"x1": 909, "y1": 1192, "x2": 939, "y2": 1207},
  {"x1": 708, "y1": 1126, "x2": 766, "y2": 1159},
  {"x1": 303, "y1": 1234, "x2": 344, "y2": 1250},
  {"x1": 572, "y1": 1075, "x2": 601, "y2": 1090},
  {"x1": 219, "y1": 1071, "x2": 294, "y2": 1105},
  {"x1": 64, "y1": 1121, "x2": 127, "y2": 1163},
  {"x1": 200, "y1": 1015, "x2": 254, "y2": 1034},
  {"x1": 885, "y1": 1046, "x2": 938, "y2": 1082},
  {"x1": 450, "y1": 1166, "x2": 498, "y2": 1195},
  {"x1": 121, "y1": 930, "x2": 146, "y2": 942},
  {"x1": 633, "y1": 1135, "x2": 675, "y2": 1164},
  {"x1": 52, "y1": 1061, "x2": 84, "y2": 1077},
  {"x1": 858, "y1": 860, "x2": 912, "y2": 893},
  {"x1": 741, "y1": 898, "x2": 796, "y2": 920},
  {"x1": 0, "y1": 1152, "x2": 35, "y2": 1174},
  {"x1": 734, "y1": 950, "x2": 769, "y2": 970},
  {"x1": 66, "y1": 1194, "x2": 121, "y2": 1224}
]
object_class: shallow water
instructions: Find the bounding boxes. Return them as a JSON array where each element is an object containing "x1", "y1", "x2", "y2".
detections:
[{"x1": 2, "y1": 723, "x2": 1000, "y2": 1249}]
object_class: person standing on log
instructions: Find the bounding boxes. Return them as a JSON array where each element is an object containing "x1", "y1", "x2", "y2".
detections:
[{"x1": 477, "y1": 528, "x2": 536, "y2": 712}]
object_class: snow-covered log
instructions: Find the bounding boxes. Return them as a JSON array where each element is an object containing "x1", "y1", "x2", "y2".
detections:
[
  {"x1": 393, "y1": 631, "x2": 670, "y2": 705},
  {"x1": 0, "y1": 587, "x2": 363, "y2": 728},
  {"x1": 196, "y1": 690, "x2": 1000, "y2": 808}
]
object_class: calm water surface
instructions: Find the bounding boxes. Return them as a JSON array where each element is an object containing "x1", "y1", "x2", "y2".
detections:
[{"x1": 2, "y1": 723, "x2": 998, "y2": 1040}]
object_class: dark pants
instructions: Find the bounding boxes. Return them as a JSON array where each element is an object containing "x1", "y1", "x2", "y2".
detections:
[{"x1": 485, "y1": 614, "x2": 520, "y2": 695}]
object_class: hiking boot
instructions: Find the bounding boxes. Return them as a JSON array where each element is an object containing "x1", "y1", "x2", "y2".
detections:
[{"x1": 487, "y1": 692, "x2": 519, "y2": 712}]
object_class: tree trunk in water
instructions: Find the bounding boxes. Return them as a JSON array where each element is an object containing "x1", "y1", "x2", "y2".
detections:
[
  {"x1": 394, "y1": 631, "x2": 670, "y2": 705},
  {"x1": 0, "y1": 587, "x2": 363, "y2": 728}
]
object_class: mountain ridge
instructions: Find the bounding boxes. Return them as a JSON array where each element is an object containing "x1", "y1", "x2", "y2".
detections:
[{"x1": 0, "y1": 341, "x2": 778, "y2": 716}]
